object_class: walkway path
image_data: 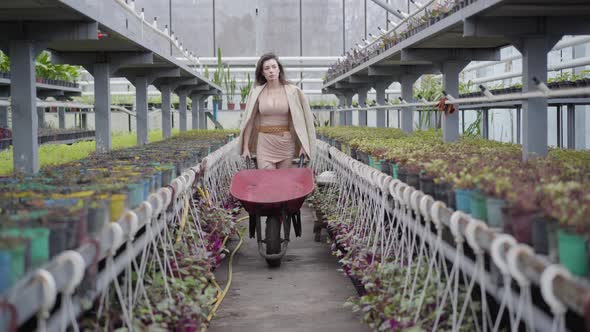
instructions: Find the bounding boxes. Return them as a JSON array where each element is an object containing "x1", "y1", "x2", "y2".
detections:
[{"x1": 208, "y1": 205, "x2": 370, "y2": 332}]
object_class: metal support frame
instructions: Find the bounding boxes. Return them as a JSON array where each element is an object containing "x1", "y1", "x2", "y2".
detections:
[
  {"x1": 400, "y1": 75, "x2": 417, "y2": 132},
  {"x1": 357, "y1": 88, "x2": 368, "y2": 126},
  {"x1": 375, "y1": 81, "x2": 388, "y2": 128}
]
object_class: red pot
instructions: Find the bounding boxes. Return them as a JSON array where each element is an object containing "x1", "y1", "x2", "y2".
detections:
[
  {"x1": 228, "y1": 103, "x2": 235, "y2": 110},
  {"x1": 501, "y1": 207, "x2": 538, "y2": 245},
  {"x1": 240, "y1": 103, "x2": 246, "y2": 110}
]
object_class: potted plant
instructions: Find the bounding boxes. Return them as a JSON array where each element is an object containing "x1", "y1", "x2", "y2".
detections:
[
  {"x1": 239, "y1": 73, "x2": 252, "y2": 111},
  {"x1": 212, "y1": 48, "x2": 224, "y2": 111}
]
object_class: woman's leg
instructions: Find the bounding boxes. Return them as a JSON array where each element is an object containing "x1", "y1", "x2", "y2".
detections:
[{"x1": 276, "y1": 158, "x2": 293, "y2": 169}]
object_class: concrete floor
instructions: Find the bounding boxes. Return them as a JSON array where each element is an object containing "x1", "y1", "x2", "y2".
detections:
[{"x1": 208, "y1": 205, "x2": 370, "y2": 332}]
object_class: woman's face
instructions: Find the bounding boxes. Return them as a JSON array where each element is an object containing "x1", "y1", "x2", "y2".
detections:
[{"x1": 262, "y1": 59, "x2": 280, "y2": 82}]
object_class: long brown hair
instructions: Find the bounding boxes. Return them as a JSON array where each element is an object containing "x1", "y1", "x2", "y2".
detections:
[{"x1": 255, "y1": 53, "x2": 289, "y2": 86}]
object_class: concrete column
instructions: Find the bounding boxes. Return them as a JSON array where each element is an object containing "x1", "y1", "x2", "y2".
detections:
[
  {"x1": 329, "y1": 110, "x2": 335, "y2": 127},
  {"x1": 481, "y1": 108, "x2": 489, "y2": 139},
  {"x1": 516, "y1": 106, "x2": 521, "y2": 144},
  {"x1": 566, "y1": 104, "x2": 575, "y2": 149},
  {"x1": 338, "y1": 95, "x2": 346, "y2": 126},
  {"x1": 345, "y1": 93, "x2": 353, "y2": 126},
  {"x1": 358, "y1": 88, "x2": 368, "y2": 126},
  {"x1": 191, "y1": 94, "x2": 200, "y2": 130},
  {"x1": 178, "y1": 92, "x2": 188, "y2": 131},
  {"x1": 0, "y1": 105, "x2": 8, "y2": 128},
  {"x1": 400, "y1": 75, "x2": 418, "y2": 133},
  {"x1": 134, "y1": 76, "x2": 149, "y2": 145},
  {"x1": 375, "y1": 82, "x2": 388, "y2": 128},
  {"x1": 160, "y1": 85, "x2": 172, "y2": 138},
  {"x1": 198, "y1": 97, "x2": 207, "y2": 129},
  {"x1": 442, "y1": 62, "x2": 465, "y2": 142},
  {"x1": 94, "y1": 63, "x2": 112, "y2": 152},
  {"x1": 58, "y1": 107, "x2": 66, "y2": 129},
  {"x1": 521, "y1": 37, "x2": 553, "y2": 159},
  {"x1": 37, "y1": 107, "x2": 45, "y2": 128},
  {"x1": 10, "y1": 40, "x2": 39, "y2": 174}
]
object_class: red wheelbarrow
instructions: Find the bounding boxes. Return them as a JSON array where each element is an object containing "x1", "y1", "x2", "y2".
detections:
[{"x1": 230, "y1": 160, "x2": 315, "y2": 267}]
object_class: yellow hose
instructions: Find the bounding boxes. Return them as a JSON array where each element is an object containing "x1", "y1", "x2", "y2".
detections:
[{"x1": 202, "y1": 226, "x2": 246, "y2": 332}]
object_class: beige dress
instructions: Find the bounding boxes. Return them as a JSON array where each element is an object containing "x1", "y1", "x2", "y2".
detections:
[{"x1": 256, "y1": 86, "x2": 296, "y2": 169}]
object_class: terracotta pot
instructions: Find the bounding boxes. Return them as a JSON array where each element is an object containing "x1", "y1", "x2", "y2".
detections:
[
  {"x1": 228, "y1": 103, "x2": 235, "y2": 110},
  {"x1": 240, "y1": 103, "x2": 246, "y2": 110},
  {"x1": 501, "y1": 207, "x2": 538, "y2": 245}
]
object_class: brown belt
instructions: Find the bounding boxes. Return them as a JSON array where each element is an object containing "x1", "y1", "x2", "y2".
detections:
[{"x1": 259, "y1": 125, "x2": 289, "y2": 134}]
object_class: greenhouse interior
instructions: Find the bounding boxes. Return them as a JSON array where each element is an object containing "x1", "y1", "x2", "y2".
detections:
[{"x1": 0, "y1": 0, "x2": 589, "y2": 331}]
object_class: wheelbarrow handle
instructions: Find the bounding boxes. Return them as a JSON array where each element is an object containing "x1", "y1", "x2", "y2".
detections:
[{"x1": 298, "y1": 155, "x2": 305, "y2": 168}]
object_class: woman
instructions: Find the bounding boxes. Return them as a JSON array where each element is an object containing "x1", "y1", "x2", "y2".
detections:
[{"x1": 238, "y1": 53, "x2": 316, "y2": 169}]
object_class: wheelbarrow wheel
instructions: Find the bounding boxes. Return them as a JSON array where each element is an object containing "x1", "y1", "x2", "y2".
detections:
[{"x1": 265, "y1": 216, "x2": 282, "y2": 267}]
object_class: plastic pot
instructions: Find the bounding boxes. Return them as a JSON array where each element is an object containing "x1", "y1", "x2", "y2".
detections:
[
  {"x1": 557, "y1": 228, "x2": 589, "y2": 277},
  {"x1": 0, "y1": 237, "x2": 29, "y2": 287},
  {"x1": 470, "y1": 190, "x2": 488, "y2": 221},
  {"x1": 397, "y1": 166, "x2": 408, "y2": 184},
  {"x1": 486, "y1": 197, "x2": 506, "y2": 229},
  {"x1": 391, "y1": 163, "x2": 399, "y2": 179},
  {"x1": 0, "y1": 251, "x2": 11, "y2": 293},
  {"x1": 406, "y1": 171, "x2": 419, "y2": 188},
  {"x1": 419, "y1": 174, "x2": 435, "y2": 196},
  {"x1": 455, "y1": 189, "x2": 473, "y2": 214},
  {"x1": 501, "y1": 207, "x2": 537, "y2": 245},
  {"x1": 531, "y1": 215, "x2": 553, "y2": 255},
  {"x1": 0, "y1": 227, "x2": 49, "y2": 269}
]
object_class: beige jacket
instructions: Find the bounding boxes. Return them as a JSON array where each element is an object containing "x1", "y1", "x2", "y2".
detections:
[{"x1": 237, "y1": 83, "x2": 316, "y2": 159}]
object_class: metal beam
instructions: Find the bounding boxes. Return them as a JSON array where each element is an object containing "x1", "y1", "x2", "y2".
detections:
[
  {"x1": 117, "y1": 67, "x2": 181, "y2": 84},
  {"x1": 401, "y1": 48, "x2": 500, "y2": 62},
  {"x1": 0, "y1": 21, "x2": 98, "y2": 42},
  {"x1": 53, "y1": 52, "x2": 154, "y2": 76},
  {"x1": 464, "y1": 16, "x2": 590, "y2": 39}
]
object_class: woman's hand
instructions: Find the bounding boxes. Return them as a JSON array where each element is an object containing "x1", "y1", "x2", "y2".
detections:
[
  {"x1": 242, "y1": 147, "x2": 252, "y2": 159},
  {"x1": 299, "y1": 147, "x2": 307, "y2": 158}
]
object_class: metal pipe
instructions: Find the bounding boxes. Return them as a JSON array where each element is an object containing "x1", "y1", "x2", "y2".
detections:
[
  {"x1": 464, "y1": 36, "x2": 590, "y2": 72},
  {"x1": 370, "y1": 0, "x2": 406, "y2": 19}
]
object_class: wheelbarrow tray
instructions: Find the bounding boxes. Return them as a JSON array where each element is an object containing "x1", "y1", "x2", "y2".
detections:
[{"x1": 230, "y1": 168, "x2": 315, "y2": 216}]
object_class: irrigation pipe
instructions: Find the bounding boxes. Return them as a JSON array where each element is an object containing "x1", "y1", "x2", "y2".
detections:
[{"x1": 202, "y1": 227, "x2": 246, "y2": 332}]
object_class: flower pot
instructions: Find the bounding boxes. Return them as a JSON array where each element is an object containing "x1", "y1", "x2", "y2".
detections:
[
  {"x1": 109, "y1": 193, "x2": 128, "y2": 222},
  {"x1": 350, "y1": 148, "x2": 357, "y2": 160},
  {"x1": 240, "y1": 103, "x2": 246, "y2": 110},
  {"x1": 228, "y1": 103, "x2": 235, "y2": 110},
  {"x1": 455, "y1": 189, "x2": 473, "y2": 214},
  {"x1": 557, "y1": 228, "x2": 589, "y2": 277},
  {"x1": 406, "y1": 171, "x2": 419, "y2": 188},
  {"x1": 381, "y1": 160, "x2": 392, "y2": 175},
  {"x1": 433, "y1": 181, "x2": 448, "y2": 203},
  {"x1": 470, "y1": 190, "x2": 488, "y2": 221},
  {"x1": 0, "y1": 236, "x2": 29, "y2": 287},
  {"x1": 486, "y1": 197, "x2": 506, "y2": 229},
  {"x1": 391, "y1": 163, "x2": 399, "y2": 179},
  {"x1": 368, "y1": 155, "x2": 382, "y2": 171},
  {"x1": 531, "y1": 215, "x2": 557, "y2": 256},
  {"x1": 397, "y1": 166, "x2": 408, "y2": 183},
  {"x1": 0, "y1": 251, "x2": 11, "y2": 292},
  {"x1": 501, "y1": 207, "x2": 537, "y2": 245},
  {"x1": 0, "y1": 227, "x2": 50, "y2": 269},
  {"x1": 419, "y1": 174, "x2": 435, "y2": 196}
]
